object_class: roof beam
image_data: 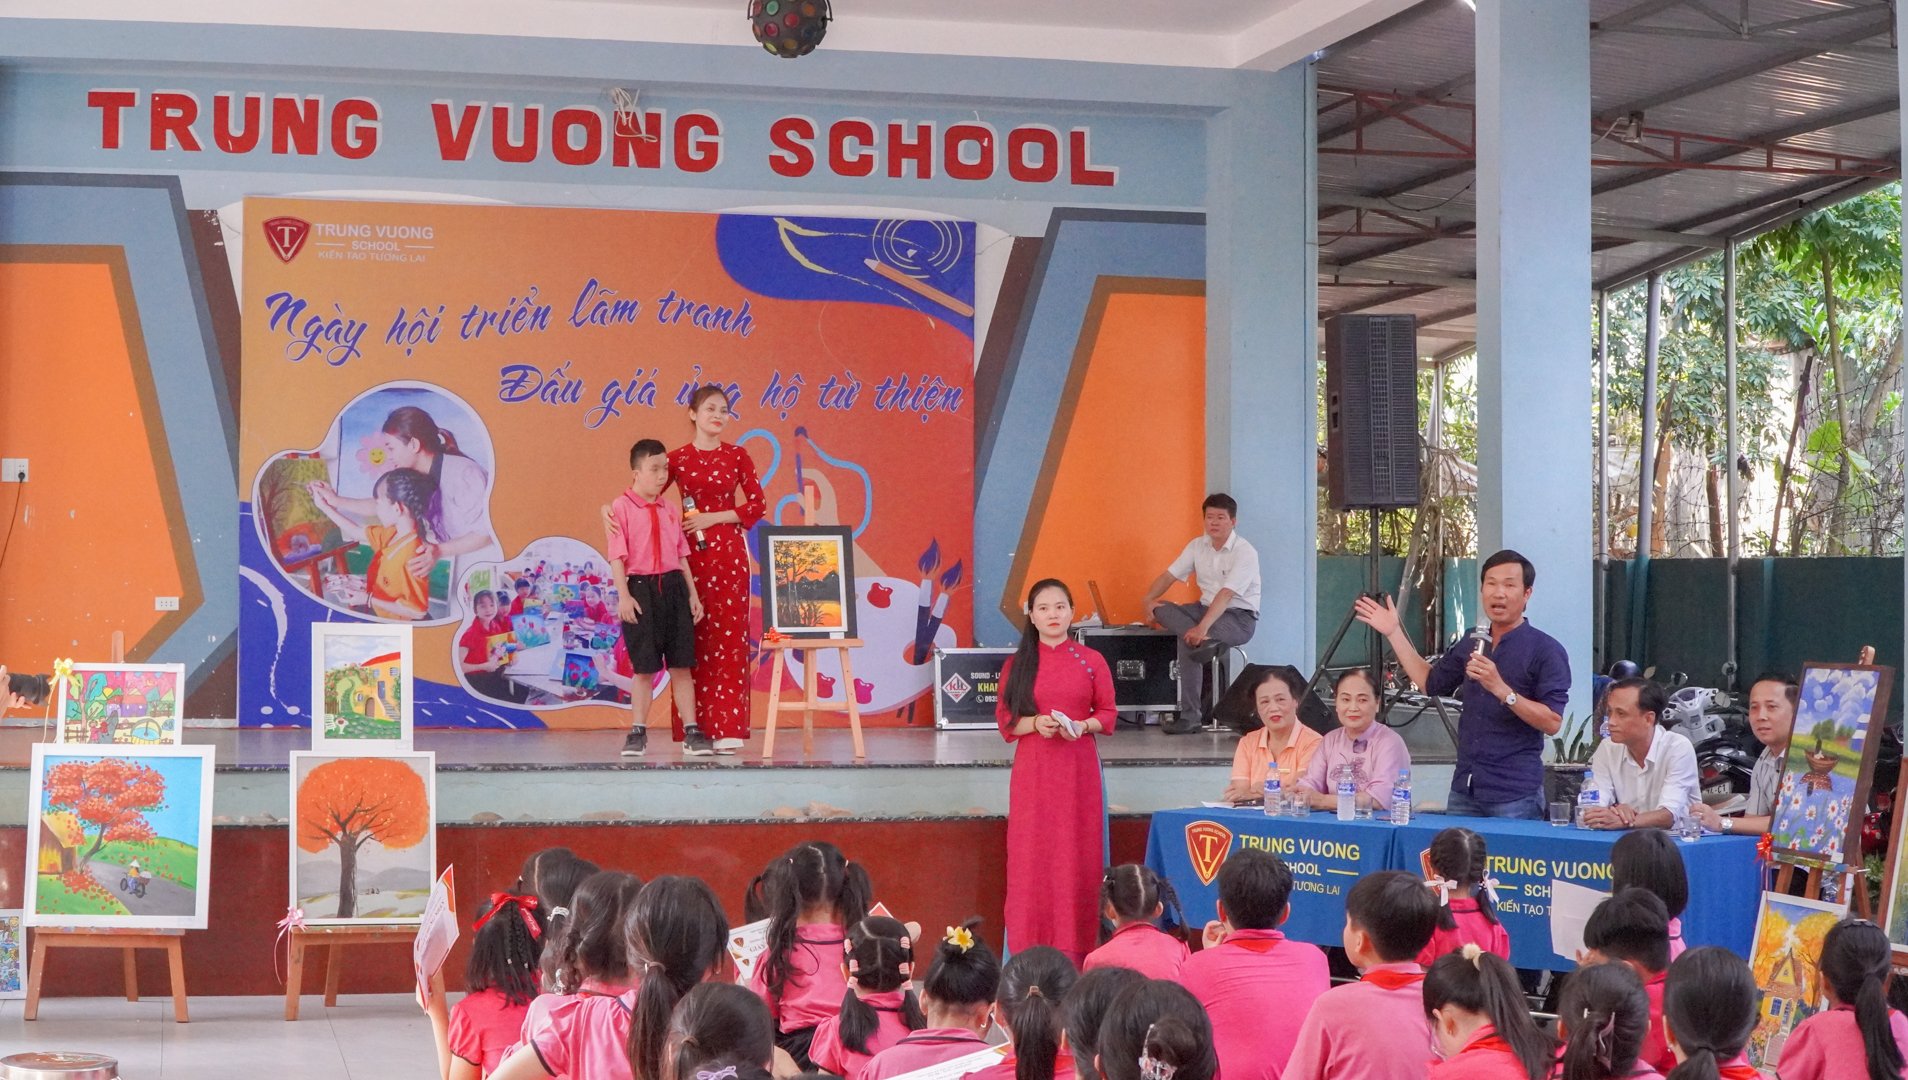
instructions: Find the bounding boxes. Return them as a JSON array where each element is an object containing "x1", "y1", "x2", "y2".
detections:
[
  {"x1": 1336, "y1": 8, "x2": 1891, "y2": 205},
  {"x1": 1319, "y1": 261, "x2": 1476, "y2": 288},
  {"x1": 1320, "y1": 284, "x2": 1443, "y2": 316}
]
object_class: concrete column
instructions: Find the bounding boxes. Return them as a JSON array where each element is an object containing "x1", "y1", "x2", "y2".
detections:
[
  {"x1": 1206, "y1": 64, "x2": 1319, "y2": 667},
  {"x1": 1474, "y1": 0, "x2": 1594, "y2": 717}
]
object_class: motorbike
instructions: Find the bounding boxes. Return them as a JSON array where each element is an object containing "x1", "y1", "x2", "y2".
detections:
[{"x1": 119, "y1": 873, "x2": 150, "y2": 899}]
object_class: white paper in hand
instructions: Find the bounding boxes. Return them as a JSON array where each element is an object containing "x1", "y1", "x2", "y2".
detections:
[
  {"x1": 414, "y1": 866, "x2": 458, "y2": 1005},
  {"x1": 1051, "y1": 709, "x2": 1083, "y2": 738},
  {"x1": 1550, "y1": 878, "x2": 1608, "y2": 961},
  {"x1": 728, "y1": 917, "x2": 771, "y2": 985}
]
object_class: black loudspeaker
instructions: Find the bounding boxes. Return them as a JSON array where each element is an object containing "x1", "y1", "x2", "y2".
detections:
[
  {"x1": 1212, "y1": 664, "x2": 1336, "y2": 735},
  {"x1": 1325, "y1": 314, "x2": 1421, "y2": 510}
]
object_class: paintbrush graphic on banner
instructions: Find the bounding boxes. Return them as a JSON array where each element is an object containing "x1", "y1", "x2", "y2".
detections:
[
  {"x1": 864, "y1": 258, "x2": 976, "y2": 318},
  {"x1": 911, "y1": 558, "x2": 962, "y2": 665}
]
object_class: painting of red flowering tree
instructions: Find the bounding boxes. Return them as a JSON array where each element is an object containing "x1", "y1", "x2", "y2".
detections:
[{"x1": 25, "y1": 745, "x2": 214, "y2": 928}]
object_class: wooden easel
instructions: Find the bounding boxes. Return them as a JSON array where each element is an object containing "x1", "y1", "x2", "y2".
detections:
[
  {"x1": 24, "y1": 927, "x2": 189, "y2": 1022},
  {"x1": 1774, "y1": 861, "x2": 1876, "y2": 920},
  {"x1": 762, "y1": 638, "x2": 866, "y2": 760},
  {"x1": 284, "y1": 923, "x2": 416, "y2": 1020}
]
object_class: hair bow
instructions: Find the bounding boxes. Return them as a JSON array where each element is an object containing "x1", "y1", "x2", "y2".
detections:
[
  {"x1": 1479, "y1": 876, "x2": 1504, "y2": 906},
  {"x1": 475, "y1": 892, "x2": 541, "y2": 940},
  {"x1": 1459, "y1": 943, "x2": 1485, "y2": 968},
  {"x1": 549, "y1": 905, "x2": 571, "y2": 921},
  {"x1": 945, "y1": 925, "x2": 975, "y2": 952},
  {"x1": 697, "y1": 1068, "x2": 739, "y2": 1080},
  {"x1": 1427, "y1": 877, "x2": 1457, "y2": 907}
]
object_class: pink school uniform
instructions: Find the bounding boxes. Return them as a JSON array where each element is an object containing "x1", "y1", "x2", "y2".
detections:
[
  {"x1": 863, "y1": 1029, "x2": 995, "y2": 1080},
  {"x1": 1428, "y1": 1027, "x2": 1533, "y2": 1080},
  {"x1": 1417, "y1": 897, "x2": 1511, "y2": 968},
  {"x1": 1666, "y1": 916, "x2": 1686, "y2": 962},
  {"x1": 964, "y1": 1048, "x2": 1074, "y2": 1080},
  {"x1": 528, "y1": 990, "x2": 637, "y2": 1080},
  {"x1": 513, "y1": 978, "x2": 636, "y2": 1060},
  {"x1": 1283, "y1": 963, "x2": 1431, "y2": 1080},
  {"x1": 449, "y1": 988, "x2": 534, "y2": 1076},
  {"x1": 1083, "y1": 923, "x2": 1190, "y2": 981},
  {"x1": 1181, "y1": 927, "x2": 1330, "y2": 1080},
  {"x1": 1776, "y1": 1005, "x2": 1908, "y2": 1080},
  {"x1": 1638, "y1": 970, "x2": 1675, "y2": 1077},
  {"x1": 810, "y1": 990, "x2": 917, "y2": 1080},
  {"x1": 749, "y1": 923, "x2": 850, "y2": 1032}
]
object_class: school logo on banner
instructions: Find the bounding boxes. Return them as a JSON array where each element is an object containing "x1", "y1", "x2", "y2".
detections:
[
  {"x1": 263, "y1": 216, "x2": 312, "y2": 263},
  {"x1": 1185, "y1": 820, "x2": 1234, "y2": 886}
]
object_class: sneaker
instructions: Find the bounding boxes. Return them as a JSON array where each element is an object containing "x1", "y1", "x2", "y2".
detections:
[
  {"x1": 713, "y1": 737, "x2": 745, "y2": 756},
  {"x1": 620, "y1": 728, "x2": 648, "y2": 757},
  {"x1": 683, "y1": 729, "x2": 716, "y2": 757}
]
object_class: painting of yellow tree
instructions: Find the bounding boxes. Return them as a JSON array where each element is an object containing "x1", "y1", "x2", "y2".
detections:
[{"x1": 1747, "y1": 891, "x2": 1842, "y2": 1072}]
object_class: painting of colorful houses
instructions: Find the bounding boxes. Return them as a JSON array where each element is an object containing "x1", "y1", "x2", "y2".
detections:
[
  {"x1": 55, "y1": 663, "x2": 186, "y2": 746},
  {"x1": 24, "y1": 744, "x2": 216, "y2": 930},
  {"x1": 310, "y1": 623, "x2": 414, "y2": 751},
  {"x1": 0, "y1": 911, "x2": 24, "y2": 998},
  {"x1": 1747, "y1": 891, "x2": 1841, "y2": 1071}
]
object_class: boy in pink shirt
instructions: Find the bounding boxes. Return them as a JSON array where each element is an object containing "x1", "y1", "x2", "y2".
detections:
[
  {"x1": 1285, "y1": 870, "x2": 1438, "y2": 1080},
  {"x1": 1180, "y1": 849, "x2": 1330, "y2": 1080},
  {"x1": 1083, "y1": 864, "x2": 1190, "y2": 981}
]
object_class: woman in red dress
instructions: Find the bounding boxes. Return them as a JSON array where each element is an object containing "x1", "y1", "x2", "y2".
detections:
[
  {"x1": 995, "y1": 578, "x2": 1116, "y2": 965},
  {"x1": 666, "y1": 386, "x2": 767, "y2": 751}
]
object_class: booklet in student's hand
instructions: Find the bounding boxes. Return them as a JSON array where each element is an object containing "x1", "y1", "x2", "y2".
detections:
[{"x1": 414, "y1": 865, "x2": 458, "y2": 1006}]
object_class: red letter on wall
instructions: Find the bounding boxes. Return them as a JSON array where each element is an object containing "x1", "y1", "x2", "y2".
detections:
[
  {"x1": 332, "y1": 98, "x2": 380, "y2": 160},
  {"x1": 768, "y1": 115, "x2": 816, "y2": 178},
  {"x1": 149, "y1": 92, "x2": 202, "y2": 152},
  {"x1": 88, "y1": 89, "x2": 138, "y2": 150}
]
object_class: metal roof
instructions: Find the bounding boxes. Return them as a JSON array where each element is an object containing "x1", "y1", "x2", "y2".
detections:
[{"x1": 1315, "y1": 0, "x2": 1902, "y2": 354}]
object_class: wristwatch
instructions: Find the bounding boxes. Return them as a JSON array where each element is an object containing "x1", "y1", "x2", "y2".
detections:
[
  {"x1": 1503, "y1": 691, "x2": 1520, "y2": 707},
  {"x1": 1722, "y1": 817, "x2": 1734, "y2": 833}
]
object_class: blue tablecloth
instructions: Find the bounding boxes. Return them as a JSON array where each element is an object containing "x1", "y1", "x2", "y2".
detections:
[{"x1": 1145, "y1": 808, "x2": 1762, "y2": 971}]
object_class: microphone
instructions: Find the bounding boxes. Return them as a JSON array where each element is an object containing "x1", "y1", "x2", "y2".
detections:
[
  {"x1": 1467, "y1": 625, "x2": 1491, "y2": 660},
  {"x1": 682, "y1": 496, "x2": 708, "y2": 551}
]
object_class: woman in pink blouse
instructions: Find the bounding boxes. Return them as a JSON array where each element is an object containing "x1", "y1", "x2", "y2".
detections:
[{"x1": 1297, "y1": 668, "x2": 1411, "y2": 812}]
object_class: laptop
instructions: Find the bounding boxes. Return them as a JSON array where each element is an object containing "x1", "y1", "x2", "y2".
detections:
[{"x1": 1087, "y1": 579, "x2": 1135, "y2": 627}]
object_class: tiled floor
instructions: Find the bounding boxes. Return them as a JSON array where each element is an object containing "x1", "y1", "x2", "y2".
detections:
[{"x1": 0, "y1": 994, "x2": 441, "y2": 1078}]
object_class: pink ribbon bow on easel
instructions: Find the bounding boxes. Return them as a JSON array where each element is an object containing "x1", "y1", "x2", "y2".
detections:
[{"x1": 274, "y1": 906, "x2": 307, "y2": 986}]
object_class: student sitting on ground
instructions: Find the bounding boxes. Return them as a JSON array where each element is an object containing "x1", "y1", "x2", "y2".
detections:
[
  {"x1": 1284, "y1": 870, "x2": 1439, "y2": 1080},
  {"x1": 1581, "y1": 888, "x2": 1676, "y2": 1076}
]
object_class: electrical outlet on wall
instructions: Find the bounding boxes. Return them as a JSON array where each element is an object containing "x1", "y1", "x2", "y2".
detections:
[
  {"x1": 0, "y1": 458, "x2": 26, "y2": 482},
  {"x1": 155, "y1": 596, "x2": 180, "y2": 611}
]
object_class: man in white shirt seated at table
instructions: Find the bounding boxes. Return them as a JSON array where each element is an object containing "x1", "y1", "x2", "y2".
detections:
[
  {"x1": 1582, "y1": 677, "x2": 1700, "y2": 830},
  {"x1": 1142, "y1": 493, "x2": 1261, "y2": 734}
]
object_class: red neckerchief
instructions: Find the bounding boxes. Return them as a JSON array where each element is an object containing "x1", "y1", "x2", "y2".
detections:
[
  {"x1": 1362, "y1": 965, "x2": 1425, "y2": 991},
  {"x1": 1225, "y1": 928, "x2": 1285, "y2": 954},
  {"x1": 1456, "y1": 1026, "x2": 1512, "y2": 1058},
  {"x1": 1717, "y1": 1064, "x2": 1759, "y2": 1080},
  {"x1": 620, "y1": 490, "x2": 665, "y2": 568},
  {"x1": 898, "y1": 1030, "x2": 988, "y2": 1047}
]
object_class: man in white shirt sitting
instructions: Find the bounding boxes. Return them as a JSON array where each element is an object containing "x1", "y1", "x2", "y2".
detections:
[
  {"x1": 1582, "y1": 677, "x2": 1700, "y2": 830},
  {"x1": 1141, "y1": 493, "x2": 1261, "y2": 734}
]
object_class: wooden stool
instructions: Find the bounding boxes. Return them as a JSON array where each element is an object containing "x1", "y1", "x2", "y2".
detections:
[
  {"x1": 25, "y1": 927, "x2": 188, "y2": 1022},
  {"x1": 762, "y1": 638, "x2": 866, "y2": 760},
  {"x1": 284, "y1": 923, "x2": 416, "y2": 1020}
]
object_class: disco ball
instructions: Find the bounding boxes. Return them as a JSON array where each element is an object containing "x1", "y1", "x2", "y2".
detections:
[{"x1": 748, "y1": 0, "x2": 831, "y2": 58}]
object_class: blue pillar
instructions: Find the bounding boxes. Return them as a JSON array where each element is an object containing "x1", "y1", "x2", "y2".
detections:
[
  {"x1": 1206, "y1": 65, "x2": 1318, "y2": 667},
  {"x1": 1474, "y1": 0, "x2": 1594, "y2": 717}
]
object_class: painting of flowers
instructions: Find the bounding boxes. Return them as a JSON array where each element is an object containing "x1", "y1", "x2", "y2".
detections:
[
  {"x1": 1770, "y1": 664, "x2": 1893, "y2": 867},
  {"x1": 24, "y1": 744, "x2": 215, "y2": 930}
]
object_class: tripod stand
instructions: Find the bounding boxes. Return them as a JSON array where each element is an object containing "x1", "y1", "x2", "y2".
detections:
[{"x1": 1305, "y1": 510, "x2": 1461, "y2": 746}]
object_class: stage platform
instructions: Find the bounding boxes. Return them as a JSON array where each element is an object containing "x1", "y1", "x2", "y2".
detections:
[{"x1": 0, "y1": 725, "x2": 1459, "y2": 826}]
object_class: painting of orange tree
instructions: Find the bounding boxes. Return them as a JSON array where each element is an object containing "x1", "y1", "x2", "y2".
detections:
[
  {"x1": 291, "y1": 752, "x2": 435, "y2": 923},
  {"x1": 25, "y1": 745, "x2": 214, "y2": 928}
]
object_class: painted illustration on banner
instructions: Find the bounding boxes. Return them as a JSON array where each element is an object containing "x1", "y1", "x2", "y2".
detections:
[
  {"x1": 291, "y1": 751, "x2": 436, "y2": 924},
  {"x1": 1770, "y1": 664, "x2": 1893, "y2": 866},
  {"x1": 252, "y1": 381, "x2": 499, "y2": 625},
  {"x1": 24, "y1": 744, "x2": 215, "y2": 929},
  {"x1": 55, "y1": 662, "x2": 186, "y2": 745},
  {"x1": 238, "y1": 197, "x2": 975, "y2": 732},
  {"x1": 1747, "y1": 891, "x2": 1840, "y2": 1071}
]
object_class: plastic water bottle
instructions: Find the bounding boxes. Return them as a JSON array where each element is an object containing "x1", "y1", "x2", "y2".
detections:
[
  {"x1": 1576, "y1": 769, "x2": 1600, "y2": 828},
  {"x1": 1336, "y1": 764, "x2": 1357, "y2": 822},
  {"x1": 1390, "y1": 769, "x2": 1413, "y2": 826},
  {"x1": 1263, "y1": 774, "x2": 1282, "y2": 818}
]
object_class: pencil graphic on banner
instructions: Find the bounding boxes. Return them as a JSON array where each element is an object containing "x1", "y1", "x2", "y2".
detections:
[{"x1": 864, "y1": 258, "x2": 976, "y2": 318}]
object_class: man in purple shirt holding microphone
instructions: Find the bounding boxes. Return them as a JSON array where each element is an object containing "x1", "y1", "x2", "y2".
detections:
[{"x1": 1353, "y1": 549, "x2": 1571, "y2": 819}]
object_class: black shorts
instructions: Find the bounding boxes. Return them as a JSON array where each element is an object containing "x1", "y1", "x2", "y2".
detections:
[{"x1": 622, "y1": 571, "x2": 696, "y2": 675}]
